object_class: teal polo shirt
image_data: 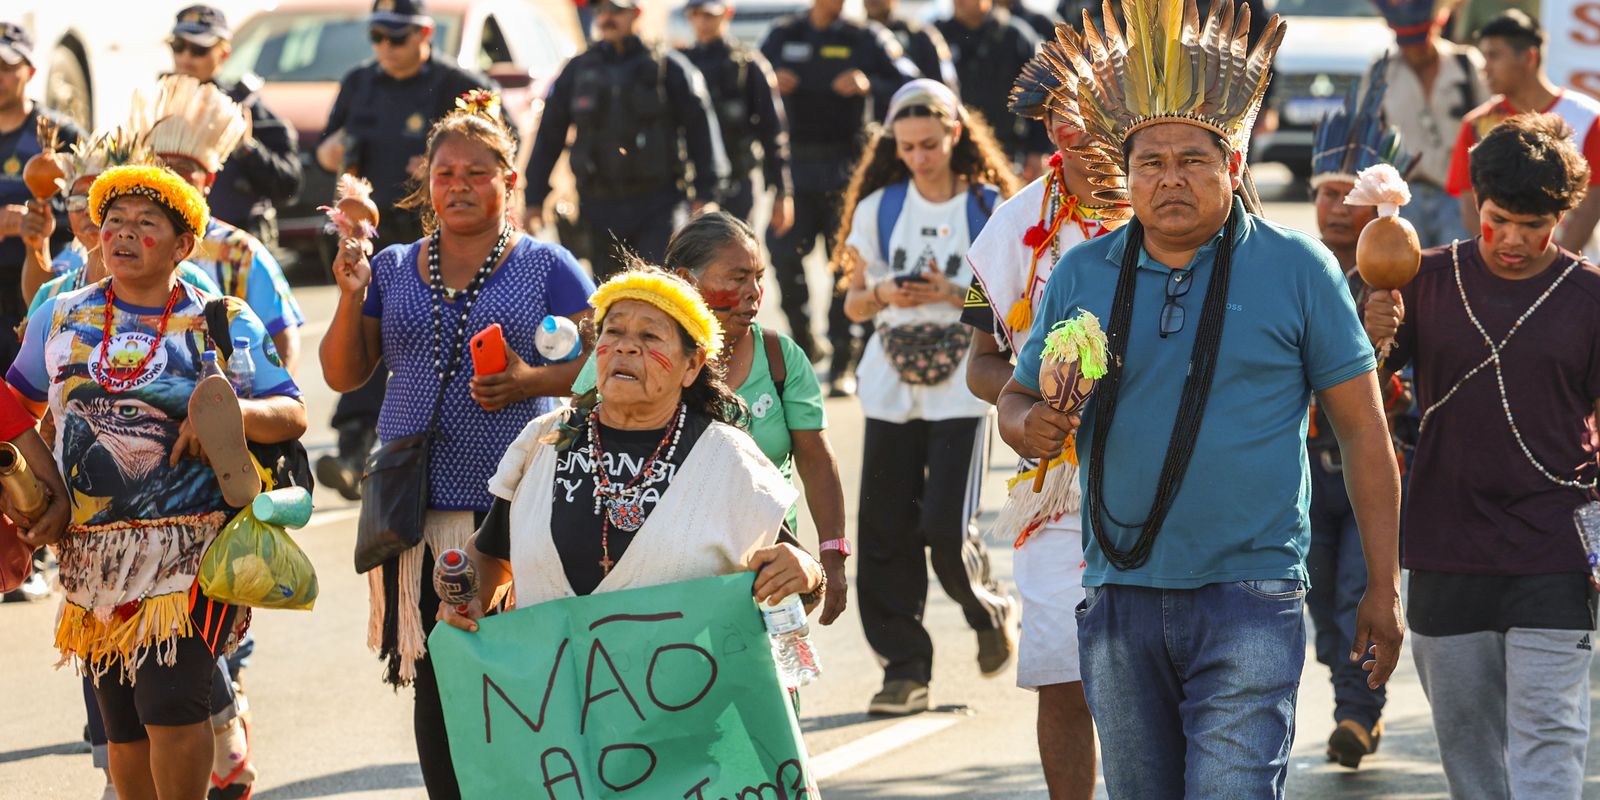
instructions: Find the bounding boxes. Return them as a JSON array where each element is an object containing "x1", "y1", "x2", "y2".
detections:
[{"x1": 1015, "y1": 198, "x2": 1375, "y2": 589}]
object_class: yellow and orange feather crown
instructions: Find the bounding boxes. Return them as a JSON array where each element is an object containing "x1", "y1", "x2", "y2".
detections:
[
  {"x1": 591, "y1": 270, "x2": 724, "y2": 355},
  {"x1": 88, "y1": 164, "x2": 210, "y2": 236}
]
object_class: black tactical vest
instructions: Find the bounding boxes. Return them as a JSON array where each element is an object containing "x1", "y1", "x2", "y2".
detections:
[{"x1": 568, "y1": 48, "x2": 682, "y2": 199}]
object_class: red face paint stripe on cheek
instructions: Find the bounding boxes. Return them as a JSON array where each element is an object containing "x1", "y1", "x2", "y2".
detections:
[
  {"x1": 1481, "y1": 224, "x2": 1493, "y2": 245},
  {"x1": 647, "y1": 350, "x2": 672, "y2": 371},
  {"x1": 142, "y1": 237, "x2": 156, "y2": 248},
  {"x1": 595, "y1": 344, "x2": 610, "y2": 355},
  {"x1": 700, "y1": 289, "x2": 741, "y2": 310}
]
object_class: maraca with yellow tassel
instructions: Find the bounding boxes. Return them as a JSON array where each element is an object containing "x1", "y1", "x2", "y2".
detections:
[{"x1": 1032, "y1": 310, "x2": 1109, "y2": 492}]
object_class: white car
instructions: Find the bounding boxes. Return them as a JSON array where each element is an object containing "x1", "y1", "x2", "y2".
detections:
[
  {"x1": 15, "y1": 1, "x2": 271, "y2": 129},
  {"x1": 1252, "y1": 0, "x2": 1393, "y2": 179}
]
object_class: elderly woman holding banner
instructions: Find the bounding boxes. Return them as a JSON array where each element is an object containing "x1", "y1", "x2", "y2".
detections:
[{"x1": 443, "y1": 268, "x2": 823, "y2": 624}]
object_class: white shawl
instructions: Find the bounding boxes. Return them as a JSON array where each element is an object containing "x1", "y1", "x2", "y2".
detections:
[{"x1": 489, "y1": 407, "x2": 799, "y2": 607}]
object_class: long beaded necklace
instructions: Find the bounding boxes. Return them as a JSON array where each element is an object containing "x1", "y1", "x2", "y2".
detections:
[
  {"x1": 427, "y1": 227, "x2": 511, "y2": 383},
  {"x1": 1418, "y1": 239, "x2": 1592, "y2": 489},
  {"x1": 586, "y1": 402, "x2": 687, "y2": 575},
  {"x1": 97, "y1": 281, "x2": 182, "y2": 394}
]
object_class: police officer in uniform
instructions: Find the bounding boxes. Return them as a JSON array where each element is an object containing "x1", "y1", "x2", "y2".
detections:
[
  {"x1": 865, "y1": 0, "x2": 959, "y2": 92},
  {"x1": 761, "y1": 0, "x2": 917, "y2": 391},
  {"x1": 524, "y1": 0, "x2": 726, "y2": 281},
  {"x1": 312, "y1": 0, "x2": 501, "y2": 499},
  {"x1": 680, "y1": 0, "x2": 793, "y2": 229},
  {"x1": 167, "y1": 5, "x2": 303, "y2": 251},
  {"x1": 937, "y1": 0, "x2": 1052, "y2": 180},
  {"x1": 0, "y1": 22, "x2": 81, "y2": 372}
]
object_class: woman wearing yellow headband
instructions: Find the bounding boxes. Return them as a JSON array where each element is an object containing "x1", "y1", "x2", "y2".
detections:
[
  {"x1": 441, "y1": 267, "x2": 824, "y2": 650},
  {"x1": 5, "y1": 163, "x2": 308, "y2": 800}
]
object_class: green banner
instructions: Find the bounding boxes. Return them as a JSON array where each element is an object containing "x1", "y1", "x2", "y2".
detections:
[{"x1": 429, "y1": 572, "x2": 817, "y2": 799}]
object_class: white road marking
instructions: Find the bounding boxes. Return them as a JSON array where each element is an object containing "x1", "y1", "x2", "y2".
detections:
[{"x1": 810, "y1": 714, "x2": 963, "y2": 782}]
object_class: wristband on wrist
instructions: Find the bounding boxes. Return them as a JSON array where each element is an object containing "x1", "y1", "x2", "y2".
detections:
[{"x1": 820, "y1": 538, "x2": 852, "y2": 557}]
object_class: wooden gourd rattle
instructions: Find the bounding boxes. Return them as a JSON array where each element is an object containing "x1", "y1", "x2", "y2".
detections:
[
  {"x1": 20, "y1": 116, "x2": 65, "y2": 270},
  {"x1": 320, "y1": 174, "x2": 380, "y2": 255},
  {"x1": 1345, "y1": 164, "x2": 1420, "y2": 362},
  {"x1": 1033, "y1": 310, "x2": 1109, "y2": 493}
]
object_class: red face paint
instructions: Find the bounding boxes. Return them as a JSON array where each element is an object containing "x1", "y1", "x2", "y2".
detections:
[
  {"x1": 1538, "y1": 230, "x2": 1553, "y2": 252},
  {"x1": 700, "y1": 288, "x2": 741, "y2": 311},
  {"x1": 595, "y1": 344, "x2": 610, "y2": 356},
  {"x1": 1481, "y1": 223, "x2": 1493, "y2": 245},
  {"x1": 141, "y1": 236, "x2": 156, "y2": 248},
  {"x1": 647, "y1": 350, "x2": 673, "y2": 371},
  {"x1": 101, "y1": 229, "x2": 114, "y2": 242}
]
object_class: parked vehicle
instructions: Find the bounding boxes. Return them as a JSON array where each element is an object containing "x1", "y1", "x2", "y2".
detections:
[
  {"x1": 1252, "y1": 0, "x2": 1391, "y2": 179},
  {"x1": 217, "y1": 0, "x2": 582, "y2": 275}
]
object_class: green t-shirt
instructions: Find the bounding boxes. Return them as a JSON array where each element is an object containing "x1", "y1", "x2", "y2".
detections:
[
  {"x1": 572, "y1": 322, "x2": 827, "y2": 526},
  {"x1": 28, "y1": 260, "x2": 222, "y2": 317}
]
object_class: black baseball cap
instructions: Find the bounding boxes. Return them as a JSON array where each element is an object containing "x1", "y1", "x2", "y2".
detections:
[
  {"x1": 596, "y1": 0, "x2": 640, "y2": 12},
  {"x1": 171, "y1": 5, "x2": 231, "y2": 47},
  {"x1": 371, "y1": 0, "x2": 433, "y2": 32},
  {"x1": 0, "y1": 22, "x2": 34, "y2": 67}
]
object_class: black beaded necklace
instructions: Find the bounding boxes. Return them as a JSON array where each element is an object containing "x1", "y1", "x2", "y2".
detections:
[
  {"x1": 426, "y1": 227, "x2": 510, "y2": 383},
  {"x1": 1085, "y1": 211, "x2": 1238, "y2": 571}
]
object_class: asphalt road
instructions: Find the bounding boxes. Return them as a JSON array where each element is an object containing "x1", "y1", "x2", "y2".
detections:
[{"x1": 4, "y1": 170, "x2": 1600, "y2": 799}]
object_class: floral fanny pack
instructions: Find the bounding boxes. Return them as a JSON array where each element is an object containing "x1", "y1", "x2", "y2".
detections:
[{"x1": 877, "y1": 322, "x2": 971, "y2": 386}]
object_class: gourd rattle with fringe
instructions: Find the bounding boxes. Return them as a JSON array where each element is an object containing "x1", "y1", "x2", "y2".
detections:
[
  {"x1": 1345, "y1": 163, "x2": 1420, "y2": 362},
  {"x1": 320, "y1": 174, "x2": 380, "y2": 254},
  {"x1": 1033, "y1": 310, "x2": 1109, "y2": 493}
]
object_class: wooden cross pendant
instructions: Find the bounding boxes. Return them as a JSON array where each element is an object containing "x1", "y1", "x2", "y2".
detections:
[{"x1": 599, "y1": 555, "x2": 615, "y2": 576}]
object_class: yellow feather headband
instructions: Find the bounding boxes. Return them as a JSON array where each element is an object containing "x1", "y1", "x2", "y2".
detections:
[
  {"x1": 591, "y1": 271, "x2": 725, "y2": 355},
  {"x1": 87, "y1": 164, "x2": 210, "y2": 236}
]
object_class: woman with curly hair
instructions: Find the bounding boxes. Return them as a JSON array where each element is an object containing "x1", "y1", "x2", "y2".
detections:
[{"x1": 833, "y1": 79, "x2": 1021, "y2": 716}]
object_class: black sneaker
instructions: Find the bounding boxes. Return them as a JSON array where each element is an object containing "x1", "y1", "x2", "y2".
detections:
[
  {"x1": 315, "y1": 454, "x2": 362, "y2": 501},
  {"x1": 2, "y1": 571, "x2": 50, "y2": 603},
  {"x1": 868, "y1": 679, "x2": 929, "y2": 716}
]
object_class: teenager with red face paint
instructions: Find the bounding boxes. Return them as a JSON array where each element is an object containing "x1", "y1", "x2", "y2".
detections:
[{"x1": 1365, "y1": 112, "x2": 1599, "y2": 799}]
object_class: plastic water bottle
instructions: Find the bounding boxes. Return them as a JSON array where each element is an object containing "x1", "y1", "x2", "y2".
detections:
[
  {"x1": 535, "y1": 315, "x2": 582, "y2": 363},
  {"x1": 761, "y1": 594, "x2": 821, "y2": 688},
  {"x1": 200, "y1": 350, "x2": 226, "y2": 381},
  {"x1": 226, "y1": 336, "x2": 254, "y2": 398},
  {"x1": 433, "y1": 548, "x2": 479, "y2": 612}
]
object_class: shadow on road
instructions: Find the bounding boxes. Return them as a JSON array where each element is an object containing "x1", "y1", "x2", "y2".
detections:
[
  {"x1": 252, "y1": 763, "x2": 423, "y2": 800},
  {"x1": 0, "y1": 741, "x2": 86, "y2": 765},
  {"x1": 828, "y1": 762, "x2": 1048, "y2": 799}
]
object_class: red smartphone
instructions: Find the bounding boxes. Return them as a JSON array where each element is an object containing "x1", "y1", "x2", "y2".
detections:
[{"x1": 470, "y1": 324, "x2": 507, "y2": 375}]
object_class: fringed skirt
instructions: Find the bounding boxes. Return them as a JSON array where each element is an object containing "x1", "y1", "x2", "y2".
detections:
[
  {"x1": 367, "y1": 510, "x2": 475, "y2": 687},
  {"x1": 995, "y1": 452, "x2": 1081, "y2": 549},
  {"x1": 52, "y1": 512, "x2": 231, "y2": 683}
]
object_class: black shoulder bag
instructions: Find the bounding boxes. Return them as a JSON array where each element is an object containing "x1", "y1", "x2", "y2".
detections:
[
  {"x1": 202, "y1": 299, "x2": 314, "y2": 496},
  {"x1": 354, "y1": 229, "x2": 509, "y2": 574}
]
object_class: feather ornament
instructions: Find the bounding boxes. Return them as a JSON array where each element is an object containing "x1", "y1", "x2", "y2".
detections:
[{"x1": 134, "y1": 75, "x2": 249, "y2": 174}]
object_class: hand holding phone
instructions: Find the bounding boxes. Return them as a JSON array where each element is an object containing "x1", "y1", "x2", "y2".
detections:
[
  {"x1": 894, "y1": 273, "x2": 930, "y2": 287},
  {"x1": 471, "y1": 324, "x2": 508, "y2": 375}
]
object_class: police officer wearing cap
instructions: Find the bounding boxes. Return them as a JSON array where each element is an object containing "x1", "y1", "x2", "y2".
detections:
[
  {"x1": 0, "y1": 21, "x2": 81, "y2": 372},
  {"x1": 312, "y1": 0, "x2": 501, "y2": 500},
  {"x1": 523, "y1": 0, "x2": 727, "y2": 281},
  {"x1": 936, "y1": 0, "x2": 1052, "y2": 180},
  {"x1": 680, "y1": 0, "x2": 793, "y2": 227},
  {"x1": 761, "y1": 0, "x2": 917, "y2": 389},
  {"x1": 167, "y1": 5, "x2": 302, "y2": 251},
  {"x1": 865, "y1": 0, "x2": 959, "y2": 92}
]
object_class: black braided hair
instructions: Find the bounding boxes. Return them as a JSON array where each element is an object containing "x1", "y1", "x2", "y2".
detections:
[{"x1": 1084, "y1": 210, "x2": 1239, "y2": 571}]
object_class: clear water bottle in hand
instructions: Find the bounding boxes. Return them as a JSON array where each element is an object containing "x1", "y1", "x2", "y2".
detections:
[
  {"x1": 227, "y1": 336, "x2": 255, "y2": 399},
  {"x1": 761, "y1": 594, "x2": 821, "y2": 688},
  {"x1": 535, "y1": 315, "x2": 582, "y2": 363}
]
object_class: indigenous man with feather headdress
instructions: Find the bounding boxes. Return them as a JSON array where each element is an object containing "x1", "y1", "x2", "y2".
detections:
[
  {"x1": 996, "y1": 1, "x2": 1405, "y2": 794},
  {"x1": 959, "y1": 23, "x2": 1113, "y2": 799}
]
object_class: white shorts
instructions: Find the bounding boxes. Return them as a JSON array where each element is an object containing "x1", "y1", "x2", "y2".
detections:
[{"x1": 1013, "y1": 518, "x2": 1086, "y2": 689}]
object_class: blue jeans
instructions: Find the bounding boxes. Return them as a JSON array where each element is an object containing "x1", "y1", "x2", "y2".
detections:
[
  {"x1": 1307, "y1": 456, "x2": 1386, "y2": 730},
  {"x1": 1077, "y1": 581, "x2": 1306, "y2": 799}
]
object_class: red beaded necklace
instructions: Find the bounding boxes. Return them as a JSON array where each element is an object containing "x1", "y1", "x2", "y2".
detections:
[{"x1": 97, "y1": 281, "x2": 182, "y2": 394}]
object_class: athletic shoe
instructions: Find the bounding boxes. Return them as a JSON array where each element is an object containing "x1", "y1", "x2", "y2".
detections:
[
  {"x1": 209, "y1": 717, "x2": 257, "y2": 799},
  {"x1": 867, "y1": 679, "x2": 929, "y2": 716},
  {"x1": 315, "y1": 454, "x2": 362, "y2": 501},
  {"x1": 1326, "y1": 718, "x2": 1382, "y2": 769},
  {"x1": 828, "y1": 374, "x2": 857, "y2": 398},
  {"x1": 1, "y1": 571, "x2": 50, "y2": 602},
  {"x1": 976, "y1": 601, "x2": 1018, "y2": 676}
]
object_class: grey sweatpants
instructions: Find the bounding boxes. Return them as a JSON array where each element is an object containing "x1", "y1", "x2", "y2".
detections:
[{"x1": 1413, "y1": 629, "x2": 1594, "y2": 800}]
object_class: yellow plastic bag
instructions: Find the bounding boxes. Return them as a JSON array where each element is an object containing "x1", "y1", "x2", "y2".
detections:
[{"x1": 199, "y1": 506, "x2": 318, "y2": 610}]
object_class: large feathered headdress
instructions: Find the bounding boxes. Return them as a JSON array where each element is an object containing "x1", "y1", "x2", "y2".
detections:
[
  {"x1": 129, "y1": 75, "x2": 249, "y2": 174},
  {"x1": 1045, "y1": 0, "x2": 1287, "y2": 220},
  {"x1": 1370, "y1": 0, "x2": 1460, "y2": 44},
  {"x1": 1311, "y1": 55, "x2": 1409, "y2": 190},
  {"x1": 1009, "y1": 25, "x2": 1081, "y2": 121},
  {"x1": 60, "y1": 126, "x2": 155, "y2": 190}
]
